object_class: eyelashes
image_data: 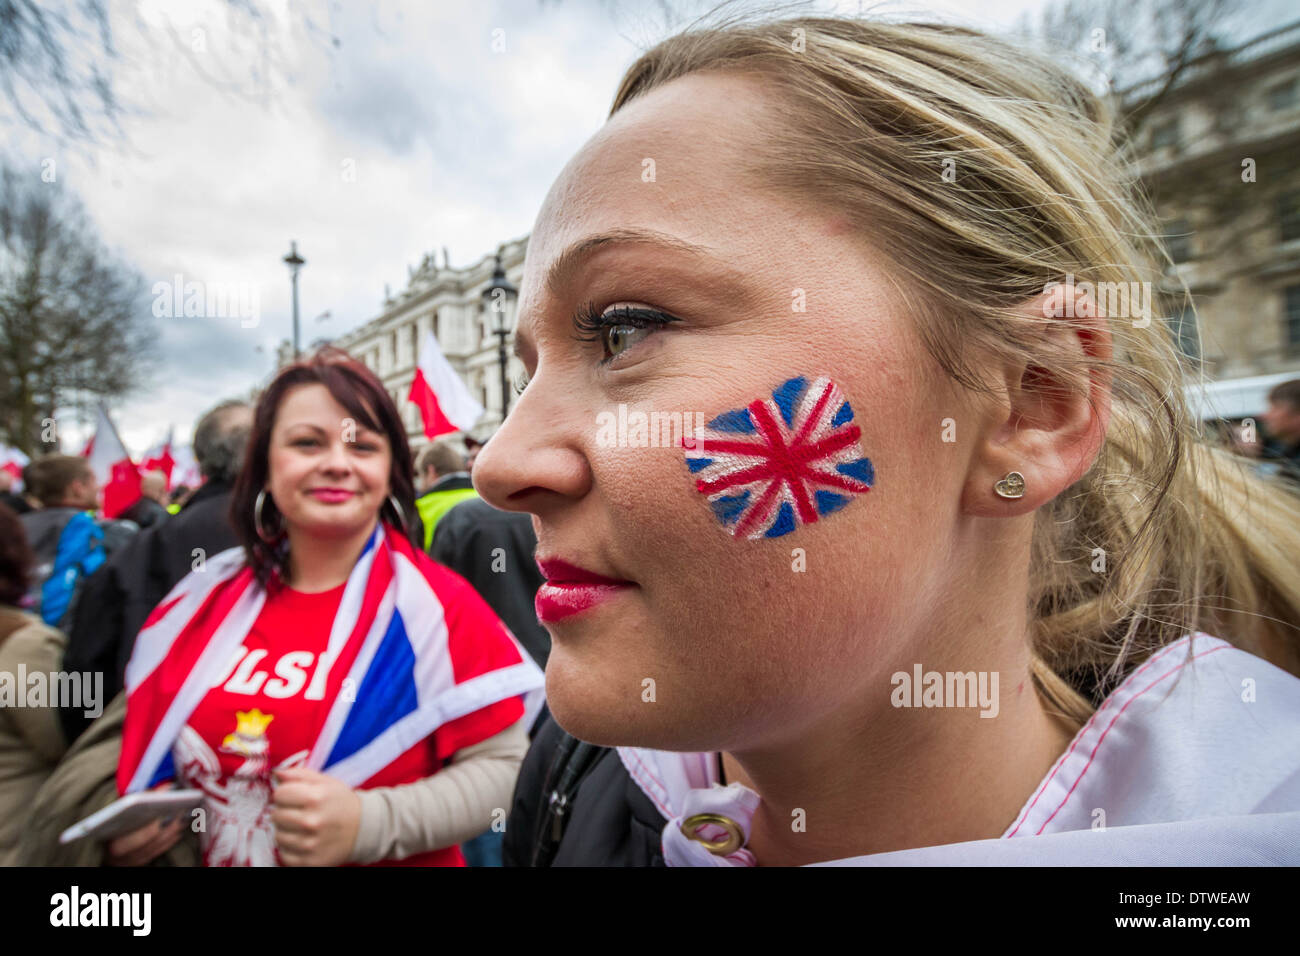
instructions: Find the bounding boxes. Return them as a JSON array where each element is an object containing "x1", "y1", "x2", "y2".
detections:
[
  {"x1": 514, "y1": 302, "x2": 683, "y2": 394},
  {"x1": 570, "y1": 301, "x2": 681, "y2": 365}
]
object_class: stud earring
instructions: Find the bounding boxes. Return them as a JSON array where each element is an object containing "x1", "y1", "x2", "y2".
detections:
[{"x1": 993, "y1": 471, "x2": 1025, "y2": 499}]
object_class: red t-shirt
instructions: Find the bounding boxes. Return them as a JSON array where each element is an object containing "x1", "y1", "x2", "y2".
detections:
[{"x1": 175, "y1": 569, "x2": 523, "y2": 867}]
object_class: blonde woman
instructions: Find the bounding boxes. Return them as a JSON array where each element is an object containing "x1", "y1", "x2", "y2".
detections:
[{"x1": 476, "y1": 14, "x2": 1300, "y2": 866}]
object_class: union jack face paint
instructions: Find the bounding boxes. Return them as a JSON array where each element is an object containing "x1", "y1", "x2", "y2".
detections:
[{"x1": 682, "y1": 375, "x2": 875, "y2": 539}]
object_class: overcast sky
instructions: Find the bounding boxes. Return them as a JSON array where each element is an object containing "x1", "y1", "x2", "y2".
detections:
[{"x1": 5, "y1": 0, "x2": 1287, "y2": 454}]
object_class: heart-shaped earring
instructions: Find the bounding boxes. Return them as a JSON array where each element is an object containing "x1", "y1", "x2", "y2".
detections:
[{"x1": 994, "y1": 471, "x2": 1025, "y2": 499}]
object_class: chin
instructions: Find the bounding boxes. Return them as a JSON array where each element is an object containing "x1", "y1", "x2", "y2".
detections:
[
  {"x1": 543, "y1": 655, "x2": 724, "y2": 752},
  {"x1": 290, "y1": 511, "x2": 376, "y2": 540}
]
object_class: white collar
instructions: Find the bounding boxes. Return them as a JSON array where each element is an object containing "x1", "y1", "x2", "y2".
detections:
[{"x1": 618, "y1": 633, "x2": 1300, "y2": 865}]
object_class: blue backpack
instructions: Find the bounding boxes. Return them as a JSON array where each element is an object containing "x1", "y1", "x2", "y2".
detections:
[{"x1": 40, "y1": 511, "x2": 108, "y2": 628}]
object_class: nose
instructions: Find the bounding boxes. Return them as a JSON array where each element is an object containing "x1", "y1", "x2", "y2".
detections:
[
  {"x1": 320, "y1": 438, "x2": 354, "y2": 475},
  {"x1": 472, "y1": 374, "x2": 591, "y2": 515}
]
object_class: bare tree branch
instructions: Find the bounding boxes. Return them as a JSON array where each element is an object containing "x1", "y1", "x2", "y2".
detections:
[{"x1": 0, "y1": 165, "x2": 158, "y2": 454}]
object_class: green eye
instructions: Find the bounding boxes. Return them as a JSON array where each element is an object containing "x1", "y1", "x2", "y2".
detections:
[
  {"x1": 604, "y1": 324, "x2": 654, "y2": 359},
  {"x1": 571, "y1": 303, "x2": 681, "y2": 366}
]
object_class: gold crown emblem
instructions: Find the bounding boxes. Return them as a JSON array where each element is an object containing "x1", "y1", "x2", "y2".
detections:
[{"x1": 232, "y1": 708, "x2": 274, "y2": 738}]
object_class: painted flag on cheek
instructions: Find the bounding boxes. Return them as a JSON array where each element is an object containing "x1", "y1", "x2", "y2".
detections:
[{"x1": 682, "y1": 375, "x2": 875, "y2": 539}]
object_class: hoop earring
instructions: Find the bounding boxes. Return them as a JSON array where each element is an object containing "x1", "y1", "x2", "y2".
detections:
[
  {"x1": 254, "y1": 489, "x2": 281, "y2": 541},
  {"x1": 993, "y1": 471, "x2": 1026, "y2": 500},
  {"x1": 387, "y1": 494, "x2": 409, "y2": 531}
]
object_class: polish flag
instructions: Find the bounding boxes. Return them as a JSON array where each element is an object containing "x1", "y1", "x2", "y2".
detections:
[
  {"x1": 407, "y1": 330, "x2": 484, "y2": 439},
  {"x1": 84, "y1": 404, "x2": 141, "y2": 518},
  {"x1": 141, "y1": 427, "x2": 177, "y2": 488},
  {"x1": 170, "y1": 443, "x2": 202, "y2": 489},
  {"x1": 0, "y1": 444, "x2": 29, "y2": 491}
]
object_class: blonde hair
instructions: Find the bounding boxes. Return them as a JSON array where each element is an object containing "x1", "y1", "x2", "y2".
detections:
[{"x1": 611, "y1": 12, "x2": 1300, "y2": 723}]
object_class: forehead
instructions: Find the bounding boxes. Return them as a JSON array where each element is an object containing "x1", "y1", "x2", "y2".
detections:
[
  {"x1": 274, "y1": 382, "x2": 381, "y2": 433},
  {"x1": 515, "y1": 72, "x2": 788, "y2": 340}
]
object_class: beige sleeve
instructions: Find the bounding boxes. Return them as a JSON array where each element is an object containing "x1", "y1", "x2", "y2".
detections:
[
  {"x1": 0, "y1": 621, "x2": 69, "y2": 764},
  {"x1": 347, "y1": 717, "x2": 529, "y2": 864}
]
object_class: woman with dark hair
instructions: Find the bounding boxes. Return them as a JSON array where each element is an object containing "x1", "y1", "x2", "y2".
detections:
[
  {"x1": 107, "y1": 347, "x2": 543, "y2": 866},
  {"x1": 0, "y1": 503, "x2": 70, "y2": 864}
]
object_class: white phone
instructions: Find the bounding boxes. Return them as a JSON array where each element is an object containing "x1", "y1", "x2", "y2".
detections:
[{"x1": 59, "y1": 789, "x2": 205, "y2": 844}]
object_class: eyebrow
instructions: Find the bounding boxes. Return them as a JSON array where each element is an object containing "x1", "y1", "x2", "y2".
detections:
[
  {"x1": 285, "y1": 420, "x2": 380, "y2": 437},
  {"x1": 514, "y1": 228, "x2": 735, "y2": 360}
]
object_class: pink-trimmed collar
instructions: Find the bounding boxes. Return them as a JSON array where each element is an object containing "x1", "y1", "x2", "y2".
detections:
[{"x1": 618, "y1": 633, "x2": 1300, "y2": 865}]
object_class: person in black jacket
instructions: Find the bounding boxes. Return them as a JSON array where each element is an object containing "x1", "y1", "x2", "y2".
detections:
[
  {"x1": 119, "y1": 470, "x2": 171, "y2": 529},
  {"x1": 433, "y1": 494, "x2": 553, "y2": 867},
  {"x1": 58, "y1": 400, "x2": 253, "y2": 744},
  {"x1": 503, "y1": 711, "x2": 666, "y2": 866},
  {"x1": 431, "y1": 496, "x2": 551, "y2": 674}
]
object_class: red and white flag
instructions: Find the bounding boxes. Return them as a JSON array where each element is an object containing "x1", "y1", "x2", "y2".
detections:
[
  {"x1": 84, "y1": 403, "x2": 141, "y2": 519},
  {"x1": 0, "y1": 444, "x2": 29, "y2": 491},
  {"x1": 406, "y1": 330, "x2": 484, "y2": 439},
  {"x1": 170, "y1": 443, "x2": 202, "y2": 489},
  {"x1": 142, "y1": 427, "x2": 177, "y2": 488}
]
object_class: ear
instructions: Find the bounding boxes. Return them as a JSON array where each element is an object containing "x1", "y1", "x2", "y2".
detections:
[{"x1": 962, "y1": 283, "x2": 1113, "y2": 518}]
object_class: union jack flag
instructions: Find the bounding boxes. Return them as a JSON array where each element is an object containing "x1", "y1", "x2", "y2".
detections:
[{"x1": 682, "y1": 375, "x2": 875, "y2": 539}]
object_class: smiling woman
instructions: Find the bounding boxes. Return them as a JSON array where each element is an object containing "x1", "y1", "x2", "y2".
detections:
[
  {"x1": 231, "y1": 349, "x2": 422, "y2": 589},
  {"x1": 476, "y1": 14, "x2": 1300, "y2": 867},
  {"x1": 106, "y1": 346, "x2": 543, "y2": 868}
]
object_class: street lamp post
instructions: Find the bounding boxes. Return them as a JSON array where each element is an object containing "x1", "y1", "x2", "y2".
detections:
[
  {"x1": 481, "y1": 250, "x2": 518, "y2": 421},
  {"x1": 283, "y1": 241, "x2": 306, "y2": 360}
]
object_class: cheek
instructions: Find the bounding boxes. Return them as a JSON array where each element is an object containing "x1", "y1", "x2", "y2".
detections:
[
  {"x1": 600, "y1": 377, "x2": 893, "y2": 707},
  {"x1": 682, "y1": 375, "x2": 875, "y2": 540},
  {"x1": 265, "y1": 449, "x2": 301, "y2": 493},
  {"x1": 363, "y1": 456, "x2": 392, "y2": 493}
]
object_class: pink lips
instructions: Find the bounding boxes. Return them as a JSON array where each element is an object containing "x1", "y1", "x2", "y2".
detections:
[
  {"x1": 308, "y1": 488, "x2": 356, "y2": 503},
  {"x1": 534, "y1": 557, "x2": 636, "y2": 624}
]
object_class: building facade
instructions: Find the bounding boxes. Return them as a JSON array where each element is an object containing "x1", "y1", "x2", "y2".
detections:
[
  {"x1": 1130, "y1": 21, "x2": 1300, "y2": 383},
  {"x1": 277, "y1": 236, "x2": 529, "y2": 453}
]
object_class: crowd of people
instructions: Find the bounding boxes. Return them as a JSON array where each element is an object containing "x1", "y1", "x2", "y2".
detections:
[
  {"x1": 3, "y1": 13, "x2": 1300, "y2": 868},
  {"x1": 0, "y1": 351, "x2": 547, "y2": 866}
]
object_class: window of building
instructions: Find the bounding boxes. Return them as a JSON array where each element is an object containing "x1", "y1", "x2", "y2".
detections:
[
  {"x1": 1286, "y1": 285, "x2": 1300, "y2": 348},
  {"x1": 1268, "y1": 77, "x2": 1298, "y2": 112},
  {"x1": 1162, "y1": 218, "x2": 1194, "y2": 263},
  {"x1": 432, "y1": 309, "x2": 440, "y2": 342},
  {"x1": 1149, "y1": 115, "x2": 1180, "y2": 150},
  {"x1": 1278, "y1": 191, "x2": 1300, "y2": 243}
]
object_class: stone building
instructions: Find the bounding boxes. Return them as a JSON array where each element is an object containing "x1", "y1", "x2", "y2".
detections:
[
  {"x1": 1130, "y1": 20, "x2": 1300, "y2": 417},
  {"x1": 277, "y1": 236, "x2": 528, "y2": 453}
]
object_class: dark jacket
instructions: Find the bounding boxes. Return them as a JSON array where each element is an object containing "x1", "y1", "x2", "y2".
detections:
[
  {"x1": 502, "y1": 712, "x2": 666, "y2": 866},
  {"x1": 431, "y1": 496, "x2": 551, "y2": 671},
  {"x1": 1257, "y1": 436, "x2": 1300, "y2": 491},
  {"x1": 59, "y1": 480, "x2": 239, "y2": 744},
  {"x1": 0, "y1": 491, "x2": 31, "y2": 515},
  {"x1": 120, "y1": 495, "x2": 169, "y2": 529}
]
